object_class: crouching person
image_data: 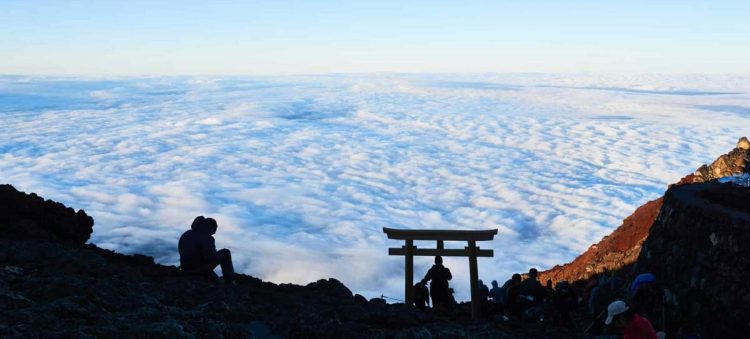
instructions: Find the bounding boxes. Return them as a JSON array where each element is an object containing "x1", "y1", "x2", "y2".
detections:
[{"x1": 178, "y1": 216, "x2": 235, "y2": 283}]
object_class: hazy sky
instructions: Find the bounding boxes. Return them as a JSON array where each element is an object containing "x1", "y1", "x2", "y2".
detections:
[{"x1": 1, "y1": 0, "x2": 749, "y2": 75}]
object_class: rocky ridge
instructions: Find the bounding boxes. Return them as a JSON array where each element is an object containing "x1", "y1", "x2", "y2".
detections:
[
  {"x1": 539, "y1": 137, "x2": 750, "y2": 285},
  {"x1": 692, "y1": 136, "x2": 750, "y2": 183}
]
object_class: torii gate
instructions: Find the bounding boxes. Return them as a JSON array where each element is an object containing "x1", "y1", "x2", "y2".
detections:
[{"x1": 383, "y1": 227, "x2": 498, "y2": 320}]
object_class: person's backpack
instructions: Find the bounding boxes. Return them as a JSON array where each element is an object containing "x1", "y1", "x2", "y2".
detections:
[{"x1": 413, "y1": 283, "x2": 429, "y2": 306}]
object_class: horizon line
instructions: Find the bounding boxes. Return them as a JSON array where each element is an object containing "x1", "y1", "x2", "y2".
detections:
[{"x1": 3, "y1": 70, "x2": 750, "y2": 79}]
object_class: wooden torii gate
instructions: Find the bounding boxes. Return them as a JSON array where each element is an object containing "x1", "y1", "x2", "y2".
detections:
[{"x1": 383, "y1": 227, "x2": 498, "y2": 320}]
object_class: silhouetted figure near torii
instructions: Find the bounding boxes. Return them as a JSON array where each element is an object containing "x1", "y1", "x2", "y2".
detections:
[
  {"x1": 383, "y1": 227, "x2": 498, "y2": 319},
  {"x1": 421, "y1": 256, "x2": 453, "y2": 309},
  {"x1": 413, "y1": 281, "x2": 430, "y2": 310},
  {"x1": 178, "y1": 216, "x2": 235, "y2": 283}
]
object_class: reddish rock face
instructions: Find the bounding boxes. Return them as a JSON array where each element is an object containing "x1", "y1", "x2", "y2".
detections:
[
  {"x1": 539, "y1": 137, "x2": 750, "y2": 285},
  {"x1": 538, "y1": 198, "x2": 662, "y2": 284}
]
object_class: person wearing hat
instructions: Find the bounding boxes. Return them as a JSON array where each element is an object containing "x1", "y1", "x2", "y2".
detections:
[{"x1": 605, "y1": 300, "x2": 658, "y2": 339}]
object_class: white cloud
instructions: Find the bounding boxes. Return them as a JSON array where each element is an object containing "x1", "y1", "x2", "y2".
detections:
[
  {"x1": 89, "y1": 90, "x2": 116, "y2": 99},
  {"x1": 197, "y1": 117, "x2": 222, "y2": 125},
  {"x1": 0, "y1": 74, "x2": 749, "y2": 301}
]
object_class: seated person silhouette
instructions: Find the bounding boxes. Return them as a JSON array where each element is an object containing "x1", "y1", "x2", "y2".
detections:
[
  {"x1": 178, "y1": 216, "x2": 235, "y2": 283},
  {"x1": 421, "y1": 256, "x2": 452, "y2": 309}
]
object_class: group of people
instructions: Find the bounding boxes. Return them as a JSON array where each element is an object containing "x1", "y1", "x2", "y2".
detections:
[
  {"x1": 176, "y1": 217, "x2": 664, "y2": 338},
  {"x1": 412, "y1": 261, "x2": 562, "y2": 321},
  {"x1": 413, "y1": 256, "x2": 455, "y2": 310},
  {"x1": 412, "y1": 258, "x2": 663, "y2": 338},
  {"x1": 476, "y1": 267, "x2": 580, "y2": 327}
]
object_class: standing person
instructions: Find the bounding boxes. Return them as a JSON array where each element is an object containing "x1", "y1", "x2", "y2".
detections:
[
  {"x1": 552, "y1": 281, "x2": 577, "y2": 329},
  {"x1": 520, "y1": 268, "x2": 547, "y2": 303},
  {"x1": 478, "y1": 279, "x2": 491, "y2": 315},
  {"x1": 490, "y1": 280, "x2": 507, "y2": 306},
  {"x1": 520, "y1": 268, "x2": 547, "y2": 321},
  {"x1": 605, "y1": 300, "x2": 658, "y2": 339},
  {"x1": 421, "y1": 256, "x2": 452, "y2": 309},
  {"x1": 630, "y1": 273, "x2": 659, "y2": 324},
  {"x1": 478, "y1": 280, "x2": 490, "y2": 302},
  {"x1": 506, "y1": 273, "x2": 523, "y2": 318},
  {"x1": 545, "y1": 279, "x2": 555, "y2": 301},
  {"x1": 178, "y1": 216, "x2": 235, "y2": 283}
]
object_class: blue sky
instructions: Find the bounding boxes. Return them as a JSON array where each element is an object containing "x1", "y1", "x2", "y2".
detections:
[{"x1": 1, "y1": 1, "x2": 749, "y2": 75}]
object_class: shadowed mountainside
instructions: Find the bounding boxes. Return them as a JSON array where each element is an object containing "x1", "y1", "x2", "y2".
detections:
[
  {"x1": 632, "y1": 181, "x2": 750, "y2": 337},
  {"x1": 539, "y1": 137, "x2": 750, "y2": 285}
]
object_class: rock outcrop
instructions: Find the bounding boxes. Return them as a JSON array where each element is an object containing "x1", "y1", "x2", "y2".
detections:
[
  {"x1": 0, "y1": 184, "x2": 93, "y2": 245},
  {"x1": 691, "y1": 137, "x2": 750, "y2": 183},
  {"x1": 737, "y1": 136, "x2": 750, "y2": 150},
  {"x1": 539, "y1": 137, "x2": 750, "y2": 285},
  {"x1": 630, "y1": 182, "x2": 750, "y2": 337}
]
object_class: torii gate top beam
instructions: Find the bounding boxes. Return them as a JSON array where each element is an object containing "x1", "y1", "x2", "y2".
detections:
[{"x1": 382, "y1": 227, "x2": 498, "y2": 241}]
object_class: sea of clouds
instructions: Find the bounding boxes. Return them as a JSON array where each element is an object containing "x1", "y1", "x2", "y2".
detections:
[{"x1": 1, "y1": 73, "x2": 749, "y2": 301}]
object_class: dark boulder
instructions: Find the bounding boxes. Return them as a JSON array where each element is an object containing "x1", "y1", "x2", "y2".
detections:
[
  {"x1": 0, "y1": 184, "x2": 93, "y2": 245},
  {"x1": 305, "y1": 278, "x2": 353, "y2": 300}
]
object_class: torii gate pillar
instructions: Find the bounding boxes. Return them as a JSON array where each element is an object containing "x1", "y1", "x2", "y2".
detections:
[{"x1": 404, "y1": 239, "x2": 414, "y2": 305}]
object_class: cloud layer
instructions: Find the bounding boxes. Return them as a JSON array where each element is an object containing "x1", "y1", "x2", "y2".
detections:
[{"x1": 1, "y1": 73, "x2": 749, "y2": 300}]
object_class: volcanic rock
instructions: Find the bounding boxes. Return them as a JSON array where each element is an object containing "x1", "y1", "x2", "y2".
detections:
[
  {"x1": 0, "y1": 184, "x2": 93, "y2": 245},
  {"x1": 691, "y1": 137, "x2": 750, "y2": 183},
  {"x1": 539, "y1": 137, "x2": 750, "y2": 285},
  {"x1": 539, "y1": 198, "x2": 662, "y2": 284},
  {"x1": 634, "y1": 182, "x2": 750, "y2": 337},
  {"x1": 737, "y1": 136, "x2": 750, "y2": 150}
]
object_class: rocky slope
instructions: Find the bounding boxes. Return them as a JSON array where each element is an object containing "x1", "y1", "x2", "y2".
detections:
[
  {"x1": 539, "y1": 198, "x2": 662, "y2": 285},
  {"x1": 539, "y1": 137, "x2": 750, "y2": 285}
]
